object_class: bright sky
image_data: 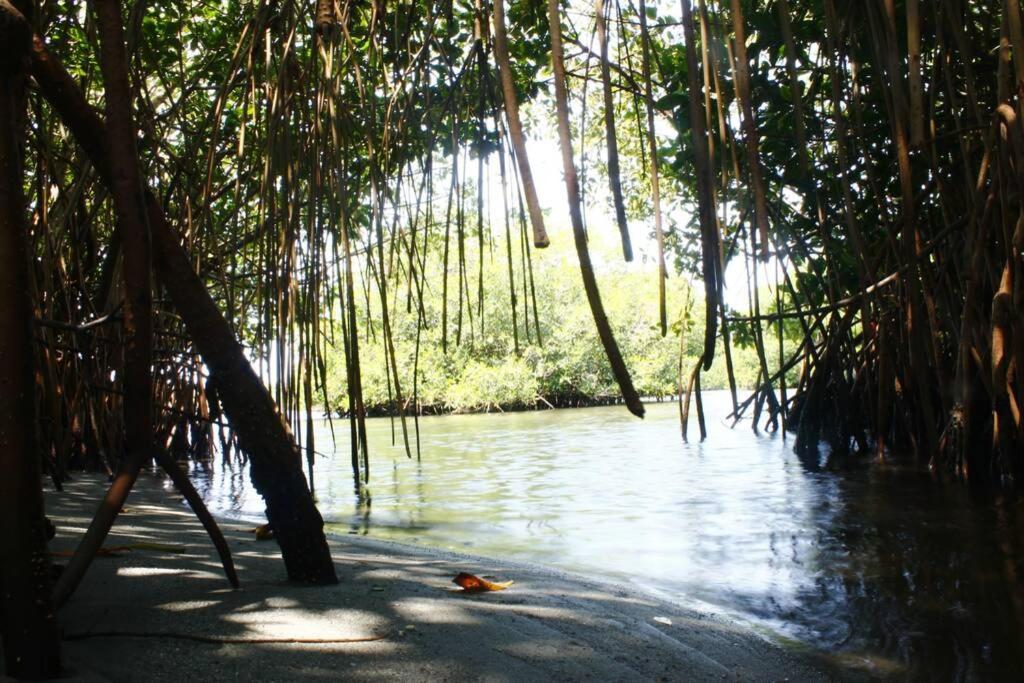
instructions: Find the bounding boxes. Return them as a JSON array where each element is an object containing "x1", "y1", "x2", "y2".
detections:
[{"x1": 517, "y1": 132, "x2": 768, "y2": 315}]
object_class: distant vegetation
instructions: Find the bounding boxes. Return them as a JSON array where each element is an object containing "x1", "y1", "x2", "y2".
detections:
[{"x1": 325, "y1": 230, "x2": 784, "y2": 415}]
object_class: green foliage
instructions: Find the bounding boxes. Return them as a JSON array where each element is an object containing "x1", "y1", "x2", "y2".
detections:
[
  {"x1": 36, "y1": 0, "x2": 810, "y2": 424},
  {"x1": 326, "y1": 226, "x2": 779, "y2": 414}
]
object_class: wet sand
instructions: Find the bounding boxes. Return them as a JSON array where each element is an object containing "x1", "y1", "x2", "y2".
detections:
[{"x1": 44, "y1": 473, "x2": 830, "y2": 681}]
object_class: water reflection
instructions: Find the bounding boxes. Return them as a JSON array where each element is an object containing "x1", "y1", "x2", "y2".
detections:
[{"x1": 189, "y1": 393, "x2": 1024, "y2": 679}]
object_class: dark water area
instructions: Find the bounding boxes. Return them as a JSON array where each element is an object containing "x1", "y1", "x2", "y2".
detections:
[{"x1": 188, "y1": 393, "x2": 1024, "y2": 679}]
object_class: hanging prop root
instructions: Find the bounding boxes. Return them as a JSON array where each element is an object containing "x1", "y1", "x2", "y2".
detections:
[
  {"x1": 23, "y1": 16, "x2": 336, "y2": 584},
  {"x1": 52, "y1": 0, "x2": 159, "y2": 609},
  {"x1": 547, "y1": 0, "x2": 644, "y2": 418}
]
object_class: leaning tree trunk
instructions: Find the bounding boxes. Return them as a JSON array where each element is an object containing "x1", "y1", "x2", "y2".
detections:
[
  {"x1": 492, "y1": 0, "x2": 550, "y2": 248},
  {"x1": 50, "y1": 0, "x2": 237, "y2": 605},
  {"x1": 547, "y1": 0, "x2": 644, "y2": 418},
  {"x1": 52, "y1": 0, "x2": 157, "y2": 607},
  {"x1": 680, "y1": 0, "x2": 721, "y2": 369},
  {"x1": 26, "y1": 30, "x2": 337, "y2": 584},
  {"x1": 0, "y1": 1, "x2": 62, "y2": 676}
]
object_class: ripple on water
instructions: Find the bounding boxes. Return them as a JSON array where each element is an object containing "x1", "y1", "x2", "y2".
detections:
[{"x1": 189, "y1": 392, "x2": 1024, "y2": 680}]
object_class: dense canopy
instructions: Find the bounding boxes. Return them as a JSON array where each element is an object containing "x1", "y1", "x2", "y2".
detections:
[
  {"x1": 14, "y1": 0, "x2": 1020, "y2": 481},
  {"x1": 2, "y1": 0, "x2": 1024, "y2": 675}
]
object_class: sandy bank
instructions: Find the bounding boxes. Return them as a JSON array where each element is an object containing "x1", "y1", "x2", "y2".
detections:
[{"x1": 42, "y1": 473, "x2": 829, "y2": 681}]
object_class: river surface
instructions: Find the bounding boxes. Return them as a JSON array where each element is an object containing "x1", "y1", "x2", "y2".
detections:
[{"x1": 188, "y1": 393, "x2": 1024, "y2": 679}]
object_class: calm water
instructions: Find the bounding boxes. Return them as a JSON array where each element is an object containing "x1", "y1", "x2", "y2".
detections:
[{"x1": 189, "y1": 393, "x2": 1024, "y2": 679}]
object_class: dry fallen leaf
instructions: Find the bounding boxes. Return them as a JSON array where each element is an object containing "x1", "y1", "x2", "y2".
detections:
[{"x1": 452, "y1": 572, "x2": 514, "y2": 592}]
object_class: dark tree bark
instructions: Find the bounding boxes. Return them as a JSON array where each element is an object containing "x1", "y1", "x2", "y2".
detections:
[
  {"x1": 0, "y1": 0, "x2": 62, "y2": 676},
  {"x1": 27, "y1": 30, "x2": 337, "y2": 584},
  {"x1": 153, "y1": 447, "x2": 239, "y2": 588},
  {"x1": 547, "y1": 0, "x2": 644, "y2": 418},
  {"x1": 315, "y1": 0, "x2": 339, "y2": 38},
  {"x1": 729, "y1": 0, "x2": 772, "y2": 260},
  {"x1": 594, "y1": 0, "x2": 632, "y2": 262},
  {"x1": 53, "y1": 0, "x2": 157, "y2": 607},
  {"x1": 680, "y1": 0, "x2": 720, "y2": 370}
]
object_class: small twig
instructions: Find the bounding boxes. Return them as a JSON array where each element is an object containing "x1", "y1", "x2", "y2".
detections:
[{"x1": 35, "y1": 304, "x2": 124, "y2": 332}]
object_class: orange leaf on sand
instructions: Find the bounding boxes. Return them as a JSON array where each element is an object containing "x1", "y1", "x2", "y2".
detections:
[{"x1": 452, "y1": 572, "x2": 514, "y2": 592}]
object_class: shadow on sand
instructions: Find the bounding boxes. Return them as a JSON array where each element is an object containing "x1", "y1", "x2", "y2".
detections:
[{"x1": 45, "y1": 474, "x2": 830, "y2": 682}]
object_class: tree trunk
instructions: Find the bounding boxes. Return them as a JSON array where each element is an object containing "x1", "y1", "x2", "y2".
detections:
[
  {"x1": 0, "y1": 1, "x2": 62, "y2": 675},
  {"x1": 595, "y1": 0, "x2": 632, "y2": 261},
  {"x1": 53, "y1": 0, "x2": 157, "y2": 608},
  {"x1": 547, "y1": 0, "x2": 644, "y2": 418},
  {"x1": 638, "y1": 0, "x2": 668, "y2": 335},
  {"x1": 681, "y1": 0, "x2": 721, "y2": 369},
  {"x1": 491, "y1": 0, "x2": 550, "y2": 248},
  {"x1": 729, "y1": 0, "x2": 771, "y2": 260},
  {"x1": 27, "y1": 31, "x2": 337, "y2": 584}
]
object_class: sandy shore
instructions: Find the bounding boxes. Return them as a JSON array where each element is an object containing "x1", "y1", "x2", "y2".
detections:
[{"x1": 41, "y1": 473, "x2": 830, "y2": 682}]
